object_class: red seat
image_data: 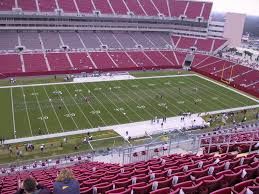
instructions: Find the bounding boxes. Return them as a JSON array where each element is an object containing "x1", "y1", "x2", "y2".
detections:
[
  {"x1": 150, "y1": 187, "x2": 170, "y2": 194},
  {"x1": 224, "y1": 169, "x2": 242, "y2": 186},
  {"x1": 113, "y1": 178, "x2": 132, "y2": 188},
  {"x1": 215, "y1": 170, "x2": 233, "y2": 178},
  {"x1": 232, "y1": 179, "x2": 255, "y2": 193},
  {"x1": 210, "y1": 187, "x2": 232, "y2": 194},
  {"x1": 93, "y1": 182, "x2": 113, "y2": 194},
  {"x1": 202, "y1": 175, "x2": 225, "y2": 193},
  {"x1": 132, "y1": 183, "x2": 153, "y2": 194},
  {"x1": 181, "y1": 181, "x2": 203, "y2": 194},
  {"x1": 106, "y1": 187, "x2": 126, "y2": 194},
  {"x1": 195, "y1": 175, "x2": 214, "y2": 184},
  {"x1": 172, "y1": 181, "x2": 193, "y2": 191}
]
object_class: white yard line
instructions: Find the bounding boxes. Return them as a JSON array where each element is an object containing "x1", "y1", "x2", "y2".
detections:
[
  {"x1": 91, "y1": 83, "x2": 133, "y2": 122},
  {"x1": 33, "y1": 87, "x2": 49, "y2": 134},
  {"x1": 195, "y1": 75, "x2": 259, "y2": 103},
  {"x1": 185, "y1": 76, "x2": 248, "y2": 107},
  {"x1": 21, "y1": 87, "x2": 33, "y2": 136},
  {"x1": 105, "y1": 83, "x2": 145, "y2": 121},
  {"x1": 79, "y1": 83, "x2": 121, "y2": 125},
  {"x1": 10, "y1": 88, "x2": 17, "y2": 139},
  {"x1": 43, "y1": 86, "x2": 64, "y2": 132},
  {"x1": 63, "y1": 84, "x2": 95, "y2": 128},
  {"x1": 118, "y1": 81, "x2": 170, "y2": 116},
  {"x1": 52, "y1": 85, "x2": 79, "y2": 130},
  {"x1": 155, "y1": 79, "x2": 212, "y2": 112},
  {"x1": 0, "y1": 74, "x2": 195, "y2": 89},
  {"x1": 5, "y1": 105, "x2": 259, "y2": 144},
  {"x1": 4, "y1": 104, "x2": 259, "y2": 144},
  {"x1": 131, "y1": 79, "x2": 184, "y2": 114},
  {"x1": 117, "y1": 82, "x2": 157, "y2": 118}
]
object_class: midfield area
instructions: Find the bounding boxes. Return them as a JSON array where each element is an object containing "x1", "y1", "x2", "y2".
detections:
[{"x1": 0, "y1": 75, "x2": 257, "y2": 139}]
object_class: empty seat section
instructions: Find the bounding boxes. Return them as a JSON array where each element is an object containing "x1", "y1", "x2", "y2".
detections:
[
  {"x1": 68, "y1": 52, "x2": 95, "y2": 70},
  {"x1": 46, "y1": 53, "x2": 71, "y2": 71},
  {"x1": 41, "y1": 32, "x2": 61, "y2": 50},
  {"x1": 38, "y1": 0, "x2": 57, "y2": 12},
  {"x1": 0, "y1": 54, "x2": 22, "y2": 73},
  {"x1": 174, "y1": 51, "x2": 187, "y2": 66},
  {"x1": 144, "y1": 33, "x2": 170, "y2": 48},
  {"x1": 79, "y1": 32, "x2": 101, "y2": 49},
  {"x1": 20, "y1": 32, "x2": 41, "y2": 50},
  {"x1": 160, "y1": 51, "x2": 179, "y2": 67},
  {"x1": 89, "y1": 52, "x2": 116, "y2": 69},
  {"x1": 127, "y1": 52, "x2": 155, "y2": 67},
  {"x1": 212, "y1": 39, "x2": 227, "y2": 52},
  {"x1": 17, "y1": 0, "x2": 37, "y2": 11},
  {"x1": 152, "y1": 0, "x2": 169, "y2": 16},
  {"x1": 75, "y1": 0, "x2": 94, "y2": 14},
  {"x1": 96, "y1": 32, "x2": 121, "y2": 49},
  {"x1": 177, "y1": 37, "x2": 196, "y2": 49},
  {"x1": 23, "y1": 54, "x2": 48, "y2": 72},
  {"x1": 170, "y1": 0, "x2": 188, "y2": 18},
  {"x1": 199, "y1": 60, "x2": 226, "y2": 74},
  {"x1": 185, "y1": 1, "x2": 203, "y2": 19},
  {"x1": 0, "y1": 32, "x2": 18, "y2": 51},
  {"x1": 124, "y1": 0, "x2": 145, "y2": 16},
  {"x1": 92, "y1": 0, "x2": 113, "y2": 14},
  {"x1": 113, "y1": 33, "x2": 136, "y2": 49},
  {"x1": 60, "y1": 32, "x2": 83, "y2": 49},
  {"x1": 138, "y1": 0, "x2": 158, "y2": 16},
  {"x1": 145, "y1": 51, "x2": 174, "y2": 67},
  {"x1": 195, "y1": 56, "x2": 222, "y2": 69},
  {"x1": 235, "y1": 70, "x2": 259, "y2": 86},
  {"x1": 196, "y1": 38, "x2": 213, "y2": 52},
  {"x1": 202, "y1": 2, "x2": 213, "y2": 20},
  {"x1": 191, "y1": 54, "x2": 209, "y2": 66},
  {"x1": 108, "y1": 52, "x2": 137, "y2": 68},
  {"x1": 0, "y1": 0, "x2": 15, "y2": 11},
  {"x1": 172, "y1": 35, "x2": 181, "y2": 46},
  {"x1": 131, "y1": 32, "x2": 154, "y2": 48},
  {"x1": 109, "y1": 0, "x2": 128, "y2": 15},
  {"x1": 58, "y1": 0, "x2": 77, "y2": 13},
  {"x1": 159, "y1": 33, "x2": 172, "y2": 45}
]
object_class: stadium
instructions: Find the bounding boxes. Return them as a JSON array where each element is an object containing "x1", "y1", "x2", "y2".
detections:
[{"x1": 0, "y1": 0, "x2": 258, "y2": 193}]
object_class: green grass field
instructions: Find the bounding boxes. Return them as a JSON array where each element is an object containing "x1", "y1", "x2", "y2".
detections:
[{"x1": 0, "y1": 75, "x2": 257, "y2": 140}]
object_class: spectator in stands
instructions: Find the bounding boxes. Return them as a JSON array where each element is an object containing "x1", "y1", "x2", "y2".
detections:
[
  {"x1": 53, "y1": 168, "x2": 80, "y2": 194},
  {"x1": 15, "y1": 177, "x2": 51, "y2": 194}
]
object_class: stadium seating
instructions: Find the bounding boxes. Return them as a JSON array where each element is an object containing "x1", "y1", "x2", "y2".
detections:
[
  {"x1": 0, "y1": 0, "x2": 213, "y2": 20},
  {"x1": 0, "y1": 152, "x2": 258, "y2": 194},
  {"x1": 172, "y1": 35, "x2": 227, "y2": 52},
  {"x1": 38, "y1": 0, "x2": 57, "y2": 12}
]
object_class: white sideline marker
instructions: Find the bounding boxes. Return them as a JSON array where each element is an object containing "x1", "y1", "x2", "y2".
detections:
[{"x1": 10, "y1": 88, "x2": 16, "y2": 139}]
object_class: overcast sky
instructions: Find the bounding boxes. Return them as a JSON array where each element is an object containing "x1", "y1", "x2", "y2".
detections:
[{"x1": 201, "y1": 0, "x2": 259, "y2": 16}]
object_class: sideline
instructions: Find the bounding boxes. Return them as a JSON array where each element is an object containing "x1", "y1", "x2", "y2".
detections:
[{"x1": 4, "y1": 104, "x2": 259, "y2": 144}]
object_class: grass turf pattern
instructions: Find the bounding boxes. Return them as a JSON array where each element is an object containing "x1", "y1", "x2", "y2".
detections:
[{"x1": 0, "y1": 75, "x2": 257, "y2": 139}]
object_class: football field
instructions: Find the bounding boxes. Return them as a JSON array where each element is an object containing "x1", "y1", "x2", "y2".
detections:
[{"x1": 0, "y1": 75, "x2": 257, "y2": 139}]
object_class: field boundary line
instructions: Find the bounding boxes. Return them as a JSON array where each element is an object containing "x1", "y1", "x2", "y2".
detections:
[
  {"x1": 52, "y1": 85, "x2": 79, "y2": 130},
  {"x1": 0, "y1": 74, "x2": 195, "y2": 89},
  {"x1": 43, "y1": 86, "x2": 65, "y2": 132},
  {"x1": 88, "y1": 141, "x2": 94, "y2": 150},
  {"x1": 118, "y1": 81, "x2": 159, "y2": 118},
  {"x1": 184, "y1": 76, "x2": 247, "y2": 108},
  {"x1": 33, "y1": 87, "x2": 50, "y2": 134},
  {"x1": 63, "y1": 84, "x2": 95, "y2": 128},
  {"x1": 21, "y1": 87, "x2": 33, "y2": 136},
  {"x1": 89, "y1": 136, "x2": 122, "y2": 142},
  {"x1": 195, "y1": 74, "x2": 259, "y2": 103},
  {"x1": 10, "y1": 88, "x2": 16, "y2": 139},
  {"x1": 80, "y1": 83, "x2": 121, "y2": 124},
  {"x1": 4, "y1": 103, "x2": 259, "y2": 144}
]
